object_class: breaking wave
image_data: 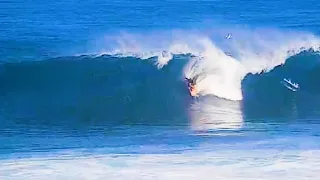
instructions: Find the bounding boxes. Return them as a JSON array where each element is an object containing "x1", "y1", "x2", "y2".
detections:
[
  {"x1": 1, "y1": 27, "x2": 320, "y2": 130},
  {"x1": 88, "y1": 27, "x2": 320, "y2": 101}
]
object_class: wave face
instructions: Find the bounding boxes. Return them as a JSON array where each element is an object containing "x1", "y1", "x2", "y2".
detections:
[
  {"x1": 1, "y1": 51, "x2": 320, "y2": 129},
  {"x1": 0, "y1": 55, "x2": 193, "y2": 128}
]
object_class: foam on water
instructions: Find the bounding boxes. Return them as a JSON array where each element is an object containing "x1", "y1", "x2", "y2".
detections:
[{"x1": 1, "y1": 149, "x2": 319, "y2": 180}]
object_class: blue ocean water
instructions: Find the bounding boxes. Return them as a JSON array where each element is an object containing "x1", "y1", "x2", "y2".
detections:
[{"x1": 1, "y1": 0, "x2": 320, "y2": 179}]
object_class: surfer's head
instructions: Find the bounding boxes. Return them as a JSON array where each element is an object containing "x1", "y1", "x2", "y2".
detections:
[{"x1": 185, "y1": 77, "x2": 194, "y2": 84}]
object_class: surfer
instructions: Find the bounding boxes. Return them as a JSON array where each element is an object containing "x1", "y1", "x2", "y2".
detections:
[
  {"x1": 225, "y1": 33, "x2": 232, "y2": 39},
  {"x1": 185, "y1": 77, "x2": 198, "y2": 97}
]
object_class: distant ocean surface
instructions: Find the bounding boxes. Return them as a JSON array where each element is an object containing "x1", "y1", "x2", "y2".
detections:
[{"x1": 1, "y1": 0, "x2": 320, "y2": 179}]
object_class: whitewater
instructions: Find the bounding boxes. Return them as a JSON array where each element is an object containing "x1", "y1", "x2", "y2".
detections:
[{"x1": 91, "y1": 28, "x2": 320, "y2": 101}]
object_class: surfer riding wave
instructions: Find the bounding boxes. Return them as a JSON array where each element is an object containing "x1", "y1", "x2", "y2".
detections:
[{"x1": 185, "y1": 76, "x2": 199, "y2": 97}]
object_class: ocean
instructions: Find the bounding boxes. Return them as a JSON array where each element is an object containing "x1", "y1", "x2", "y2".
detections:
[{"x1": 1, "y1": 0, "x2": 320, "y2": 179}]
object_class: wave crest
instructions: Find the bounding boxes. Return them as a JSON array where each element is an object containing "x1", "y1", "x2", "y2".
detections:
[{"x1": 89, "y1": 27, "x2": 320, "y2": 101}]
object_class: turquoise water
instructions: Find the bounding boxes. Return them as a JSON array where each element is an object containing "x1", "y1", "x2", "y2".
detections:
[{"x1": 1, "y1": 0, "x2": 320, "y2": 179}]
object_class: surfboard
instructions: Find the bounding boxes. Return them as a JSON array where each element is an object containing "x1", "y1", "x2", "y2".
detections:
[
  {"x1": 281, "y1": 78, "x2": 299, "y2": 92},
  {"x1": 225, "y1": 33, "x2": 232, "y2": 39}
]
